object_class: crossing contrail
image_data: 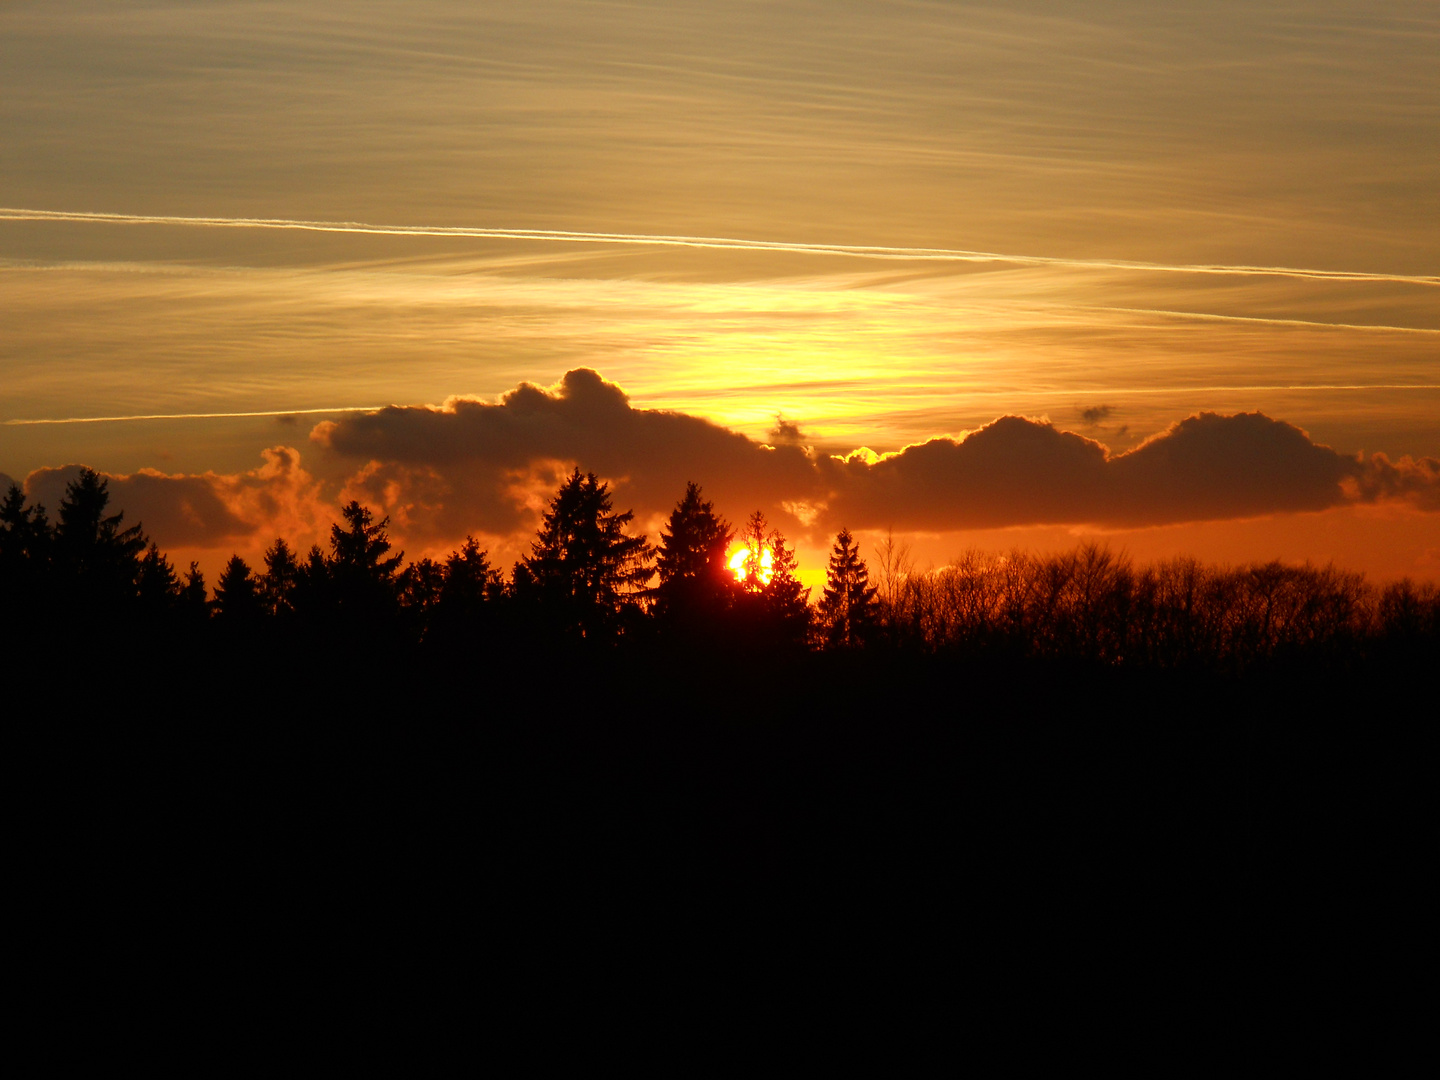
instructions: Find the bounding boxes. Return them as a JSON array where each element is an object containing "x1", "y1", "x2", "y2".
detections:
[
  {"x1": 970, "y1": 384, "x2": 1440, "y2": 398},
  {"x1": 1091, "y1": 306, "x2": 1440, "y2": 335},
  {"x1": 3, "y1": 206, "x2": 1437, "y2": 287},
  {"x1": 2, "y1": 406, "x2": 393, "y2": 426}
]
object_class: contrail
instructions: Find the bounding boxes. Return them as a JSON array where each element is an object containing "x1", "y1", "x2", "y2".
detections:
[
  {"x1": 2, "y1": 405, "x2": 393, "y2": 426},
  {"x1": 4, "y1": 206, "x2": 1437, "y2": 287},
  {"x1": 1092, "y1": 306, "x2": 1440, "y2": 335},
  {"x1": 978, "y1": 384, "x2": 1440, "y2": 398}
]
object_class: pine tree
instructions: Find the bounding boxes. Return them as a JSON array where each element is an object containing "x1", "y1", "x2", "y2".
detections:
[
  {"x1": 765, "y1": 531, "x2": 812, "y2": 647},
  {"x1": 331, "y1": 501, "x2": 403, "y2": 581},
  {"x1": 737, "y1": 510, "x2": 772, "y2": 594},
  {"x1": 734, "y1": 510, "x2": 810, "y2": 649},
  {"x1": 261, "y1": 537, "x2": 300, "y2": 619},
  {"x1": 54, "y1": 468, "x2": 147, "y2": 610},
  {"x1": 515, "y1": 468, "x2": 653, "y2": 640},
  {"x1": 429, "y1": 536, "x2": 501, "y2": 645},
  {"x1": 818, "y1": 528, "x2": 878, "y2": 648},
  {"x1": 292, "y1": 544, "x2": 331, "y2": 620},
  {"x1": 440, "y1": 536, "x2": 500, "y2": 611},
  {"x1": 179, "y1": 562, "x2": 209, "y2": 623},
  {"x1": 137, "y1": 542, "x2": 181, "y2": 614},
  {"x1": 399, "y1": 557, "x2": 445, "y2": 615},
  {"x1": 1, "y1": 487, "x2": 52, "y2": 656},
  {"x1": 214, "y1": 555, "x2": 262, "y2": 621},
  {"x1": 1, "y1": 484, "x2": 50, "y2": 603},
  {"x1": 653, "y1": 482, "x2": 734, "y2": 624},
  {"x1": 0, "y1": 484, "x2": 28, "y2": 552},
  {"x1": 328, "y1": 501, "x2": 403, "y2": 620}
]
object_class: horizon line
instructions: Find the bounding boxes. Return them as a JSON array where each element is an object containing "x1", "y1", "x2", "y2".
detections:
[{"x1": 7, "y1": 383, "x2": 1440, "y2": 426}]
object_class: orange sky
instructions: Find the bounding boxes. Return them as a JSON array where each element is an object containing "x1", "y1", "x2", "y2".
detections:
[{"x1": 2, "y1": 2, "x2": 1437, "y2": 585}]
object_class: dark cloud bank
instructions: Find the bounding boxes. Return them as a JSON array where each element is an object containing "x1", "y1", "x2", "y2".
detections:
[
  {"x1": 17, "y1": 447, "x2": 321, "y2": 548},
  {"x1": 312, "y1": 369, "x2": 1440, "y2": 538},
  {"x1": 11, "y1": 369, "x2": 1439, "y2": 550}
]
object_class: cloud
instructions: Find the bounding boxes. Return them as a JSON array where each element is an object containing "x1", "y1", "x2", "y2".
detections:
[
  {"x1": 312, "y1": 368, "x2": 819, "y2": 541},
  {"x1": 14, "y1": 372, "x2": 1440, "y2": 559},
  {"x1": 818, "y1": 411, "x2": 1438, "y2": 531},
  {"x1": 1080, "y1": 405, "x2": 1112, "y2": 425},
  {"x1": 1346, "y1": 452, "x2": 1440, "y2": 512},
  {"x1": 21, "y1": 446, "x2": 325, "y2": 549},
  {"x1": 1107, "y1": 413, "x2": 1356, "y2": 524},
  {"x1": 0, "y1": 472, "x2": 16, "y2": 495},
  {"x1": 314, "y1": 370, "x2": 1440, "y2": 542},
  {"x1": 817, "y1": 418, "x2": 1111, "y2": 531},
  {"x1": 768, "y1": 416, "x2": 807, "y2": 446}
]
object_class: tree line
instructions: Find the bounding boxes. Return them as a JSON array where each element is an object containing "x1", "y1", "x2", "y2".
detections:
[{"x1": 3, "y1": 466, "x2": 1436, "y2": 670}]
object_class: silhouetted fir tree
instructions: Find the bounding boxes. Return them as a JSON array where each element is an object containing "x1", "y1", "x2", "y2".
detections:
[
  {"x1": 331, "y1": 501, "x2": 403, "y2": 579},
  {"x1": 400, "y1": 557, "x2": 445, "y2": 612},
  {"x1": 1, "y1": 484, "x2": 43, "y2": 559},
  {"x1": 764, "y1": 533, "x2": 811, "y2": 648},
  {"x1": 261, "y1": 537, "x2": 300, "y2": 620},
  {"x1": 425, "y1": 537, "x2": 501, "y2": 650},
  {"x1": 818, "y1": 528, "x2": 878, "y2": 649},
  {"x1": 737, "y1": 511, "x2": 771, "y2": 596},
  {"x1": 734, "y1": 511, "x2": 811, "y2": 649},
  {"x1": 0, "y1": 483, "x2": 27, "y2": 546},
  {"x1": 179, "y1": 563, "x2": 209, "y2": 624},
  {"x1": 513, "y1": 468, "x2": 653, "y2": 641},
  {"x1": 440, "y1": 537, "x2": 500, "y2": 610},
  {"x1": 398, "y1": 556, "x2": 445, "y2": 641},
  {"x1": 136, "y1": 543, "x2": 181, "y2": 616},
  {"x1": 652, "y1": 482, "x2": 734, "y2": 630},
  {"x1": 54, "y1": 468, "x2": 147, "y2": 614},
  {"x1": 1, "y1": 484, "x2": 50, "y2": 607},
  {"x1": 214, "y1": 555, "x2": 263, "y2": 623},
  {"x1": 290, "y1": 544, "x2": 332, "y2": 623},
  {"x1": 328, "y1": 501, "x2": 403, "y2": 626}
]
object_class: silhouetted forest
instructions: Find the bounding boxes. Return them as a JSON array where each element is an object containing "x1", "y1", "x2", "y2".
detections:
[
  {"x1": 6, "y1": 467, "x2": 1435, "y2": 671},
  {"x1": 7, "y1": 468, "x2": 1433, "y2": 992}
]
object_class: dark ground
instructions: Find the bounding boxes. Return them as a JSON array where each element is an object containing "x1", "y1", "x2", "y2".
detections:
[{"x1": 16, "y1": 637, "x2": 1430, "y2": 1017}]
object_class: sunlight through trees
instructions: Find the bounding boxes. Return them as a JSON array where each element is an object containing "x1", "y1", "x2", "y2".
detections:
[{"x1": 3, "y1": 469, "x2": 1438, "y2": 669}]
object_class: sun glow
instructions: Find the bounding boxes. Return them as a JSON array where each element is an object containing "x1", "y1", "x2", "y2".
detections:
[{"x1": 728, "y1": 544, "x2": 774, "y2": 585}]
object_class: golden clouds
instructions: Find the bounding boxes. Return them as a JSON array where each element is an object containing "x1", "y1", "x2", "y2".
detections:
[
  {"x1": 21, "y1": 447, "x2": 325, "y2": 551},
  {"x1": 4, "y1": 249, "x2": 1436, "y2": 473},
  {"x1": 307, "y1": 372, "x2": 1440, "y2": 538}
]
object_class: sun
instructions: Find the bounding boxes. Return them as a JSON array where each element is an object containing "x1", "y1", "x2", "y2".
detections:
[{"x1": 728, "y1": 543, "x2": 774, "y2": 585}]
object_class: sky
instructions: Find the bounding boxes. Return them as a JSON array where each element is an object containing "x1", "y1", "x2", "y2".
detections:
[{"x1": 2, "y1": 0, "x2": 1437, "y2": 586}]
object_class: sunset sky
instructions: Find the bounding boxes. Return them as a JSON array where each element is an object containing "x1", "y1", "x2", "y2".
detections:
[{"x1": 3, "y1": 0, "x2": 1437, "y2": 587}]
